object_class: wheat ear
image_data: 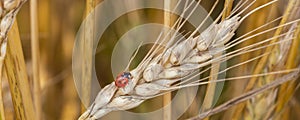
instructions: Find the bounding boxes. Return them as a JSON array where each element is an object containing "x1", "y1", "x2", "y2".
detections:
[{"x1": 78, "y1": 0, "x2": 300, "y2": 119}]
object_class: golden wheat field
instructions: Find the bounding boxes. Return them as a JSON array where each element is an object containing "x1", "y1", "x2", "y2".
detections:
[{"x1": 0, "y1": 0, "x2": 299, "y2": 120}]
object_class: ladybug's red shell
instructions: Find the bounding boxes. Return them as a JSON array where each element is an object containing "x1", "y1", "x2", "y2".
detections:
[{"x1": 115, "y1": 72, "x2": 131, "y2": 88}]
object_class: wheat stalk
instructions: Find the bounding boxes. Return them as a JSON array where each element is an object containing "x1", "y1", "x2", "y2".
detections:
[
  {"x1": 80, "y1": 0, "x2": 96, "y2": 113},
  {"x1": 30, "y1": 0, "x2": 42, "y2": 119},
  {"x1": 5, "y1": 22, "x2": 35, "y2": 120},
  {"x1": 163, "y1": 0, "x2": 173, "y2": 119},
  {"x1": 0, "y1": 0, "x2": 28, "y2": 119},
  {"x1": 77, "y1": 0, "x2": 300, "y2": 119}
]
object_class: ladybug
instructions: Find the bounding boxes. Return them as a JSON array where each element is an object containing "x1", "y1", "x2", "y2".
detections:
[{"x1": 115, "y1": 72, "x2": 132, "y2": 88}]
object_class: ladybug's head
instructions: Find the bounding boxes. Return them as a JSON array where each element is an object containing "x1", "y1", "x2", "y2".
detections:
[{"x1": 114, "y1": 72, "x2": 132, "y2": 88}]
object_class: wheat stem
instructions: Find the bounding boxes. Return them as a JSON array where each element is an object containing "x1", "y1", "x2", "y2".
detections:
[
  {"x1": 5, "y1": 21, "x2": 35, "y2": 120},
  {"x1": 163, "y1": 0, "x2": 173, "y2": 119},
  {"x1": 81, "y1": 0, "x2": 95, "y2": 113},
  {"x1": 30, "y1": 0, "x2": 42, "y2": 119}
]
